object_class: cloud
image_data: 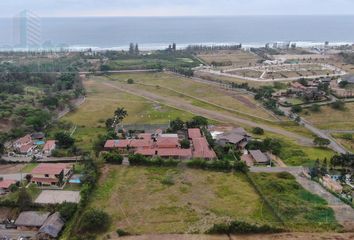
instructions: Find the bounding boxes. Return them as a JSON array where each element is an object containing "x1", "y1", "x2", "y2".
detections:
[{"x1": 1, "y1": 0, "x2": 354, "y2": 17}]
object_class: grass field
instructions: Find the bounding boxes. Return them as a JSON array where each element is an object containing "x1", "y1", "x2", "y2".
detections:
[
  {"x1": 251, "y1": 172, "x2": 339, "y2": 232},
  {"x1": 301, "y1": 103, "x2": 354, "y2": 130},
  {"x1": 331, "y1": 133, "x2": 354, "y2": 152},
  {"x1": 90, "y1": 166, "x2": 278, "y2": 237},
  {"x1": 108, "y1": 72, "x2": 276, "y2": 121}
]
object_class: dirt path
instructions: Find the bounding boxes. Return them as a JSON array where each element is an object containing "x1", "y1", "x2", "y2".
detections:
[
  {"x1": 102, "y1": 81, "x2": 313, "y2": 146},
  {"x1": 116, "y1": 233, "x2": 354, "y2": 240}
]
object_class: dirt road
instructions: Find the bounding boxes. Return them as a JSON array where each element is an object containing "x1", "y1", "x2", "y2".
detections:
[
  {"x1": 102, "y1": 80, "x2": 313, "y2": 146},
  {"x1": 117, "y1": 233, "x2": 354, "y2": 240}
]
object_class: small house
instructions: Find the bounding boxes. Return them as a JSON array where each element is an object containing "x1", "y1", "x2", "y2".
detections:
[
  {"x1": 37, "y1": 212, "x2": 65, "y2": 240},
  {"x1": 320, "y1": 175, "x2": 343, "y2": 193},
  {"x1": 15, "y1": 211, "x2": 50, "y2": 231},
  {"x1": 31, "y1": 163, "x2": 73, "y2": 186},
  {"x1": 43, "y1": 140, "x2": 56, "y2": 156},
  {"x1": 0, "y1": 180, "x2": 17, "y2": 195},
  {"x1": 249, "y1": 150, "x2": 270, "y2": 165}
]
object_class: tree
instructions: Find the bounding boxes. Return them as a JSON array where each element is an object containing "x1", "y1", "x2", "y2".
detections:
[
  {"x1": 127, "y1": 78, "x2": 134, "y2": 84},
  {"x1": 79, "y1": 209, "x2": 110, "y2": 233},
  {"x1": 180, "y1": 139, "x2": 191, "y2": 149},
  {"x1": 252, "y1": 127, "x2": 264, "y2": 135},
  {"x1": 187, "y1": 116, "x2": 208, "y2": 128},
  {"x1": 310, "y1": 104, "x2": 321, "y2": 113},
  {"x1": 331, "y1": 100, "x2": 345, "y2": 110},
  {"x1": 338, "y1": 80, "x2": 349, "y2": 88},
  {"x1": 103, "y1": 151, "x2": 123, "y2": 164},
  {"x1": 55, "y1": 132, "x2": 75, "y2": 149},
  {"x1": 135, "y1": 43, "x2": 139, "y2": 54},
  {"x1": 114, "y1": 107, "x2": 128, "y2": 123},
  {"x1": 313, "y1": 137, "x2": 331, "y2": 147},
  {"x1": 291, "y1": 105, "x2": 303, "y2": 113},
  {"x1": 17, "y1": 188, "x2": 32, "y2": 211},
  {"x1": 59, "y1": 202, "x2": 78, "y2": 221},
  {"x1": 170, "y1": 118, "x2": 184, "y2": 132},
  {"x1": 172, "y1": 43, "x2": 177, "y2": 51},
  {"x1": 0, "y1": 142, "x2": 4, "y2": 155},
  {"x1": 129, "y1": 43, "x2": 135, "y2": 55}
]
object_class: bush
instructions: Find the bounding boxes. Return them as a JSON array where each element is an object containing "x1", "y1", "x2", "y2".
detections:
[
  {"x1": 291, "y1": 105, "x2": 303, "y2": 113},
  {"x1": 102, "y1": 151, "x2": 123, "y2": 164},
  {"x1": 127, "y1": 79, "x2": 134, "y2": 84},
  {"x1": 276, "y1": 172, "x2": 295, "y2": 180},
  {"x1": 79, "y1": 209, "x2": 110, "y2": 233},
  {"x1": 59, "y1": 202, "x2": 78, "y2": 221},
  {"x1": 116, "y1": 229, "x2": 130, "y2": 236},
  {"x1": 207, "y1": 220, "x2": 282, "y2": 234},
  {"x1": 252, "y1": 127, "x2": 264, "y2": 135},
  {"x1": 313, "y1": 137, "x2": 331, "y2": 147},
  {"x1": 309, "y1": 104, "x2": 321, "y2": 113},
  {"x1": 331, "y1": 100, "x2": 345, "y2": 110},
  {"x1": 180, "y1": 139, "x2": 191, "y2": 149}
]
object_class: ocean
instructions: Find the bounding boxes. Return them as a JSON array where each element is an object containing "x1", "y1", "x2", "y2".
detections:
[{"x1": 0, "y1": 16, "x2": 354, "y2": 50}]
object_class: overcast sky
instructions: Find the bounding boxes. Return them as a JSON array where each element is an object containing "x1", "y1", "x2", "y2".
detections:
[{"x1": 1, "y1": 0, "x2": 354, "y2": 17}]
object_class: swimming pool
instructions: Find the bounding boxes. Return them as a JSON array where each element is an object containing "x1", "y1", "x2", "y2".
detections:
[{"x1": 35, "y1": 141, "x2": 45, "y2": 145}]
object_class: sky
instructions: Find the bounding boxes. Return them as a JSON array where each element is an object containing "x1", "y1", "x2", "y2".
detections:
[{"x1": 1, "y1": 0, "x2": 354, "y2": 17}]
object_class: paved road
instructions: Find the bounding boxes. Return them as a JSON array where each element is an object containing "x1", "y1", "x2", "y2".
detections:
[
  {"x1": 102, "y1": 81, "x2": 314, "y2": 146},
  {"x1": 250, "y1": 166, "x2": 354, "y2": 231}
]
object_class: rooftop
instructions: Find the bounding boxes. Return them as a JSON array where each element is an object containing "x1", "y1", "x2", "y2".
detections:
[
  {"x1": 38, "y1": 212, "x2": 64, "y2": 238},
  {"x1": 156, "y1": 137, "x2": 180, "y2": 148},
  {"x1": 0, "y1": 180, "x2": 16, "y2": 189},
  {"x1": 32, "y1": 163, "x2": 70, "y2": 175},
  {"x1": 249, "y1": 150, "x2": 269, "y2": 163},
  {"x1": 43, "y1": 140, "x2": 56, "y2": 151},
  {"x1": 188, "y1": 128, "x2": 202, "y2": 139},
  {"x1": 192, "y1": 137, "x2": 216, "y2": 159},
  {"x1": 15, "y1": 211, "x2": 50, "y2": 227}
]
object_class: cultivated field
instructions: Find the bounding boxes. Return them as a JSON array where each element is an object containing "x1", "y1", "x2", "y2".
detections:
[
  {"x1": 301, "y1": 103, "x2": 354, "y2": 130},
  {"x1": 197, "y1": 50, "x2": 261, "y2": 67},
  {"x1": 90, "y1": 166, "x2": 278, "y2": 236}
]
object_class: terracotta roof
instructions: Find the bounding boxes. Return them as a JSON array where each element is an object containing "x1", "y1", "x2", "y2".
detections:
[
  {"x1": 104, "y1": 139, "x2": 131, "y2": 149},
  {"x1": 241, "y1": 154, "x2": 254, "y2": 167},
  {"x1": 43, "y1": 140, "x2": 56, "y2": 152},
  {"x1": 137, "y1": 133, "x2": 152, "y2": 140},
  {"x1": 249, "y1": 150, "x2": 269, "y2": 163},
  {"x1": 0, "y1": 180, "x2": 16, "y2": 189},
  {"x1": 130, "y1": 139, "x2": 153, "y2": 148},
  {"x1": 32, "y1": 163, "x2": 69, "y2": 175},
  {"x1": 156, "y1": 137, "x2": 179, "y2": 148},
  {"x1": 232, "y1": 127, "x2": 248, "y2": 136},
  {"x1": 32, "y1": 177, "x2": 59, "y2": 183},
  {"x1": 192, "y1": 137, "x2": 216, "y2": 159},
  {"x1": 15, "y1": 134, "x2": 32, "y2": 145},
  {"x1": 19, "y1": 143, "x2": 35, "y2": 153},
  {"x1": 291, "y1": 82, "x2": 306, "y2": 89},
  {"x1": 158, "y1": 148, "x2": 192, "y2": 158},
  {"x1": 15, "y1": 211, "x2": 50, "y2": 227},
  {"x1": 135, "y1": 148, "x2": 157, "y2": 156},
  {"x1": 188, "y1": 128, "x2": 202, "y2": 139}
]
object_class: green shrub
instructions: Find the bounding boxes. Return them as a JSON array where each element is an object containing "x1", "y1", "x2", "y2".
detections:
[
  {"x1": 276, "y1": 172, "x2": 295, "y2": 180},
  {"x1": 59, "y1": 202, "x2": 78, "y2": 221},
  {"x1": 207, "y1": 220, "x2": 282, "y2": 234},
  {"x1": 116, "y1": 229, "x2": 130, "y2": 236},
  {"x1": 252, "y1": 127, "x2": 264, "y2": 135},
  {"x1": 102, "y1": 151, "x2": 123, "y2": 164},
  {"x1": 79, "y1": 209, "x2": 110, "y2": 233}
]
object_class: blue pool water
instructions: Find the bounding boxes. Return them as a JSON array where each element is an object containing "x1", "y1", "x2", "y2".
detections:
[{"x1": 35, "y1": 141, "x2": 45, "y2": 145}]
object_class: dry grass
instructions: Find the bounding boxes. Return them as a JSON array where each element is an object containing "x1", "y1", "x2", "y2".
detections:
[
  {"x1": 197, "y1": 50, "x2": 261, "y2": 67},
  {"x1": 108, "y1": 72, "x2": 276, "y2": 121},
  {"x1": 302, "y1": 103, "x2": 354, "y2": 130},
  {"x1": 63, "y1": 76, "x2": 195, "y2": 128},
  {"x1": 90, "y1": 166, "x2": 277, "y2": 237}
]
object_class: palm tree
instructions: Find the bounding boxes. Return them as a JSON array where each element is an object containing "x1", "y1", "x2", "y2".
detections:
[{"x1": 114, "y1": 107, "x2": 128, "y2": 122}]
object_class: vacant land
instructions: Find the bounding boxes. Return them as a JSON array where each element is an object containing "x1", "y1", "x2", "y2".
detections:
[
  {"x1": 108, "y1": 72, "x2": 276, "y2": 121},
  {"x1": 301, "y1": 103, "x2": 354, "y2": 130},
  {"x1": 197, "y1": 50, "x2": 261, "y2": 67},
  {"x1": 90, "y1": 166, "x2": 278, "y2": 236},
  {"x1": 251, "y1": 172, "x2": 339, "y2": 232}
]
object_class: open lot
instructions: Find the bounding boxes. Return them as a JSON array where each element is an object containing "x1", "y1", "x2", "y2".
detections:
[
  {"x1": 35, "y1": 190, "x2": 81, "y2": 204},
  {"x1": 301, "y1": 103, "x2": 354, "y2": 130},
  {"x1": 197, "y1": 50, "x2": 261, "y2": 68},
  {"x1": 90, "y1": 166, "x2": 278, "y2": 236},
  {"x1": 250, "y1": 172, "x2": 339, "y2": 231}
]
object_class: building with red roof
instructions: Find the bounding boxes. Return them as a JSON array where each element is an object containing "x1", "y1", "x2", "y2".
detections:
[
  {"x1": 0, "y1": 180, "x2": 17, "y2": 194},
  {"x1": 104, "y1": 139, "x2": 131, "y2": 150},
  {"x1": 135, "y1": 148, "x2": 157, "y2": 157},
  {"x1": 158, "y1": 148, "x2": 192, "y2": 159},
  {"x1": 31, "y1": 163, "x2": 73, "y2": 187},
  {"x1": 42, "y1": 140, "x2": 56, "y2": 156},
  {"x1": 156, "y1": 137, "x2": 179, "y2": 148},
  {"x1": 130, "y1": 139, "x2": 153, "y2": 149},
  {"x1": 192, "y1": 138, "x2": 217, "y2": 160},
  {"x1": 188, "y1": 128, "x2": 202, "y2": 139}
]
